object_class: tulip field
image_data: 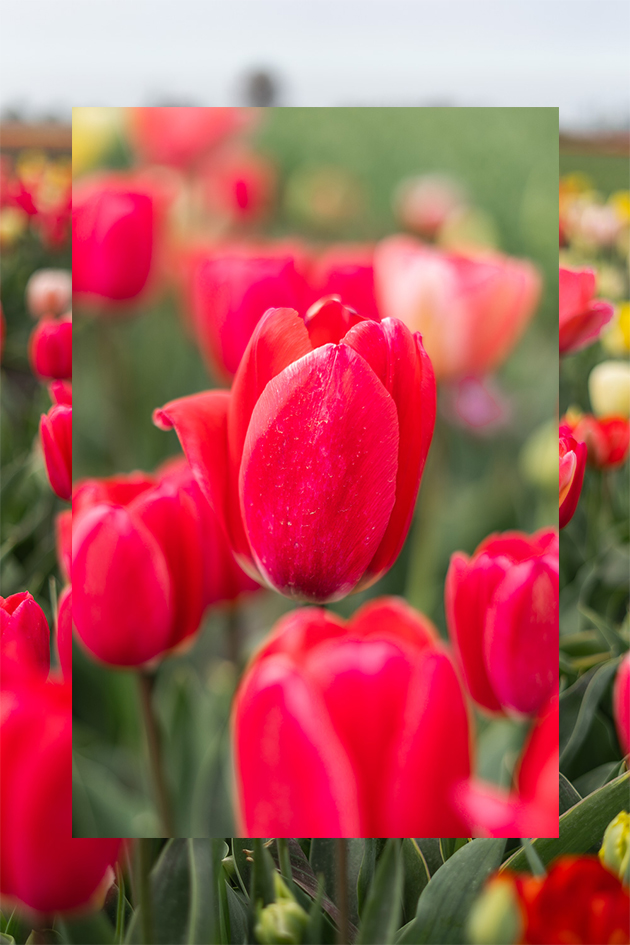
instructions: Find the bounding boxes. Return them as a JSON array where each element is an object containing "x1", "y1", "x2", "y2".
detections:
[{"x1": 1, "y1": 108, "x2": 629, "y2": 944}]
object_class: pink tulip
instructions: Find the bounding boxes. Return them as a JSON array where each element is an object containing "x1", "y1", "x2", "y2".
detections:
[
  {"x1": 185, "y1": 243, "x2": 310, "y2": 379},
  {"x1": 445, "y1": 529, "x2": 559, "y2": 716},
  {"x1": 559, "y1": 267, "x2": 614, "y2": 356},
  {"x1": 28, "y1": 313, "x2": 72, "y2": 380},
  {"x1": 393, "y1": 173, "x2": 467, "y2": 238},
  {"x1": 308, "y1": 244, "x2": 380, "y2": 321},
  {"x1": 455, "y1": 695, "x2": 559, "y2": 838},
  {"x1": 374, "y1": 235, "x2": 541, "y2": 381},
  {"x1": 40, "y1": 386, "x2": 72, "y2": 501},
  {"x1": 155, "y1": 299, "x2": 436, "y2": 603},
  {"x1": 0, "y1": 592, "x2": 50, "y2": 681},
  {"x1": 613, "y1": 653, "x2": 629, "y2": 757},
  {"x1": 559, "y1": 424, "x2": 587, "y2": 528},
  {"x1": 25, "y1": 269, "x2": 71, "y2": 318},
  {"x1": 72, "y1": 172, "x2": 173, "y2": 309},
  {"x1": 128, "y1": 107, "x2": 251, "y2": 169},
  {"x1": 233, "y1": 597, "x2": 471, "y2": 837},
  {"x1": 0, "y1": 675, "x2": 122, "y2": 914}
]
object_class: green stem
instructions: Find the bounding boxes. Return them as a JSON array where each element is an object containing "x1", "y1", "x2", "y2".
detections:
[
  {"x1": 115, "y1": 862, "x2": 127, "y2": 944},
  {"x1": 137, "y1": 672, "x2": 175, "y2": 838},
  {"x1": 136, "y1": 839, "x2": 154, "y2": 945},
  {"x1": 335, "y1": 838, "x2": 350, "y2": 945},
  {"x1": 520, "y1": 837, "x2": 546, "y2": 877},
  {"x1": 225, "y1": 601, "x2": 242, "y2": 668}
]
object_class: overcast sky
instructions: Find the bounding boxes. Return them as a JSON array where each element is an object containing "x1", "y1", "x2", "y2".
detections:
[{"x1": 1, "y1": 0, "x2": 629, "y2": 128}]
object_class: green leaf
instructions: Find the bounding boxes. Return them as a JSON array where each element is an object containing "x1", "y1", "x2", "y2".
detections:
[
  {"x1": 309, "y1": 838, "x2": 363, "y2": 927},
  {"x1": 502, "y1": 771, "x2": 630, "y2": 871},
  {"x1": 559, "y1": 772, "x2": 581, "y2": 814},
  {"x1": 560, "y1": 659, "x2": 620, "y2": 772},
  {"x1": 187, "y1": 840, "x2": 224, "y2": 945},
  {"x1": 401, "y1": 840, "x2": 430, "y2": 924},
  {"x1": 357, "y1": 839, "x2": 388, "y2": 917},
  {"x1": 438, "y1": 838, "x2": 469, "y2": 862},
  {"x1": 231, "y1": 839, "x2": 254, "y2": 896},
  {"x1": 252, "y1": 839, "x2": 275, "y2": 907},
  {"x1": 57, "y1": 913, "x2": 114, "y2": 945},
  {"x1": 356, "y1": 839, "x2": 403, "y2": 945},
  {"x1": 225, "y1": 885, "x2": 249, "y2": 945},
  {"x1": 573, "y1": 760, "x2": 626, "y2": 796},
  {"x1": 397, "y1": 839, "x2": 506, "y2": 945},
  {"x1": 412, "y1": 840, "x2": 443, "y2": 877},
  {"x1": 0, "y1": 934, "x2": 15, "y2": 944}
]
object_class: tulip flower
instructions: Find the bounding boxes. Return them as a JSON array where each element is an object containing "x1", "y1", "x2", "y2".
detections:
[
  {"x1": 25, "y1": 268, "x2": 71, "y2": 318},
  {"x1": 185, "y1": 243, "x2": 311, "y2": 379},
  {"x1": 39, "y1": 385, "x2": 72, "y2": 501},
  {"x1": 614, "y1": 653, "x2": 630, "y2": 757},
  {"x1": 559, "y1": 267, "x2": 615, "y2": 356},
  {"x1": 559, "y1": 424, "x2": 587, "y2": 528},
  {"x1": 599, "y1": 812, "x2": 630, "y2": 885},
  {"x1": 455, "y1": 695, "x2": 559, "y2": 838},
  {"x1": 393, "y1": 173, "x2": 467, "y2": 238},
  {"x1": 589, "y1": 360, "x2": 630, "y2": 420},
  {"x1": 374, "y1": 235, "x2": 541, "y2": 380},
  {"x1": 56, "y1": 586, "x2": 72, "y2": 682},
  {"x1": 308, "y1": 244, "x2": 380, "y2": 321},
  {"x1": 232, "y1": 597, "x2": 471, "y2": 836},
  {"x1": 0, "y1": 592, "x2": 50, "y2": 680},
  {"x1": 127, "y1": 107, "x2": 251, "y2": 169},
  {"x1": 200, "y1": 145, "x2": 276, "y2": 224},
  {"x1": 28, "y1": 313, "x2": 72, "y2": 380},
  {"x1": 0, "y1": 675, "x2": 122, "y2": 915},
  {"x1": 72, "y1": 171, "x2": 173, "y2": 309},
  {"x1": 445, "y1": 528, "x2": 558, "y2": 716},
  {"x1": 155, "y1": 300, "x2": 436, "y2": 602},
  {"x1": 563, "y1": 410, "x2": 630, "y2": 469}
]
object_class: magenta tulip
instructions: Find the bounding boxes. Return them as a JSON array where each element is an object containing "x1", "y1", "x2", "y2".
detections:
[
  {"x1": 613, "y1": 653, "x2": 629, "y2": 757},
  {"x1": 445, "y1": 529, "x2": 559, "y2": 716},
  {"x1": 308, "y1": 244, "x2": 379, "y2": 321},
  {"x1": 155, "y1": 299, "x2": 436, "y2": 602},
  {"x1": 39, "y1": 385, "x2": 72, "y2": 501},
  {"x1": 233, "y1": 597, "x2": 471, "y2": 837},
  {"x1": 28, "y1": 313, "x2": 72, "y2": 380},
  {"x1": 0, "y1": 592, "x2": 50, "y2": 681},
  {"x1": 559, "y1": 267, "x2": 614, "y2": 356},
  {"x1": 559, "y1": 424, "x2": 587, "y2": 528}
]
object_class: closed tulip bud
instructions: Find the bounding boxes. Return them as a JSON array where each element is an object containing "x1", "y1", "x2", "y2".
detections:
[
  {"x1": 72, "y1": 171, "x2": 173, "y2": 310},
  {"x1": 255, "y1": 899, "x2": 309, "y2": 945},
  {"x1": 374, "y1": 235, "x2": 540, "y2": 381},
  {"x1": 589, "y1": 360, "x2": 630, "y2": 420},
  {"x1": 28, "y1": 313, "x2": 72, "y2": 380},
  {"x1": 564, "y1": 410, "x2": 630, "y2": 469},
  {"x1": 308, "y1": 244, "x2": 380, "y2": 321},
  {"x1": 559, "y1": 424, "x2": 586, "y2": 528},
  {"x1": 40, "y1": 397, "x2": 72, "y2": 501},
  {"x1": 445, "y1": 529, "x2": 558, "y2": 716},
  {"x1": 127, "y1": 107, "x2": 252, "y2": 169},
  {"x1": 467, "y1": 875, "x2": 523, "y2": 945},
  {"x1": 25, "y1": 268, "x2": 71, "y2": 318},
  {"x1": 185, "y1": 243, "x2": 310, "y2": 379},
  {"x1": 600, "y1": 812, "x2": 630, "y2": 885},
  {"x1": 0, "y1": 592, "x2": 50, "y2": 681},
  {"x1": 0, "y1": 676, "x2": 122, "y2": 915},
  {"x1": 232, "y1": 598, "x2": 471, "y2": 836},
  {"x1": 614, "y1": 653, "x2": 630, "y2": 757},
  {"x1": 559, "y1": 267, "x2": 615, "y2": 355},
  {"x1": 56, "y1": 586, "x2": 72, "y2": 682},
  {"x1": 156, "y1": 301, "x2": 436, "y2": 603}
]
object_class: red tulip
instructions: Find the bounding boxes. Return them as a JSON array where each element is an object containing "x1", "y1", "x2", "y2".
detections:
[
  {"x1": 185, "y1": 243, "x2": 311, "y2": 379},
  {"x1": 39, "y1": 387, "x2": 72, "y2": 501},
  {"x1": 233, "y1": 597, "x2": 471, "y2": 837},
  {"x1": 28, "y1": 313, "x2": 72, "y2": 380},
  {"x1": 0, "y1": 592, "x2": 50, "y2": 681},
  {"x1": 563, "y1": 411, "x2": 630, "y2": 469},
  {"x1": 559, "y1": 424, "x2": 587, "y2": 528},
  {"x1": 0, "y1": 675, "x2": 122, "y2": 915},
  {"x1": 374, "y1": 235, "x2": 541, "y2": 381},
  {"x1": 445, "y1": 529, "x2": 558, "y2": 716},
  {"x1": 308, "y1": 244, "x2": 379, "y2": 321},
  {"x1": 25, "y1": 268, "x2": 71, "y2": 318},
  {"x1": 614, "y1": 653, "x2": 630, "y2": 756},
  {"x1": 200, "y1": 145, "x2": 276, "y2": 223},
  {"x1": 455, "y1": 695, "x2": 559, "y2": 838},
  {"x1": 155, "y1": 300, "x2": 436, "y2": 602},
  {"x1": 56, "y1": 586, "x2": 72, "y2": 682},
  {"x1": 72, "y1": 171, "x2": 173, "y2": 309},
  {"x1": 127, "y1": 107, "x2": 251, "y2": 169},
  {"x1": 559, "y1": 267, "x2": 614, "y2": 356}
]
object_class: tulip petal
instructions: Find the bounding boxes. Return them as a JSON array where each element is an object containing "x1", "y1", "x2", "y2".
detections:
[
  {"x1": 485, "y1": 560, "x2": 558, "y2": 716},
  {"x1": 345, "y1": 319, "x2": 436, "y2": 584},
  {"x1": 72, "y1": 505, "x2": 173, "y2": 666},
  {"x1": 445, "y1": 552, "x2": 505, "y2": 713},
  {"x1": 40, "y1": 405, "x2": 72, "y2": 501},
  {"x1": 234, "y1": 654, "x2": 361, "y2": 837},
  {"x1": 349, "y1": 596, "x2": 438, "y2": 650},
  {"x1": 240, "y1": 343, "x2": 399, "y2": 601}
]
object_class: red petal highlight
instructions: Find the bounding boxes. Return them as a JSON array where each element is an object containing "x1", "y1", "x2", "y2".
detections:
[{"x1": 240, "y1": 344, "x2": 399, "y2": 601}]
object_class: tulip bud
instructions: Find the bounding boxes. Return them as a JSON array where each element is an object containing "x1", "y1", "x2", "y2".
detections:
[
  {"x1": 467, "y1": 875, "x2": 523, "y2": 945},
  {"x1": 40, "y1": 398, "x2": 72, "y2": 501},
  {"x1": 600, "y1": 812, "x2": 630, "y2": 886},
  {"x1": 445, "y1": 529, "x2": 558, "y2": 716},
  {"x1": 558, "y1": 267, "x2": 614, "y2": 355},
  {"x1": 25, "y1": 268, "x2": 71, "y2": 318},
  {"x1": 233, "y1": 598, "x2": 471, "y2": 836},
  {"x1": 589, "y1": 360, "x2": 630, "y2": 419},
  {"x1": 255, "y1": 899, "x2": 308, "y2": 945},
  {"x1": 156, "y1": 302, "x2": 436, "y2": 603},
  {"x1": 559, "y1": 424, "x2": 586, "y2": 528},
  {"x1": 0, "y1": 592, "x2": 50, "y2": 680},
  {"x1": 614, "y1": 653, "x2": 630, "y2": 757},
  {"x1": 28, "y1": 313, "x2": 72, "y2": 380}
]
